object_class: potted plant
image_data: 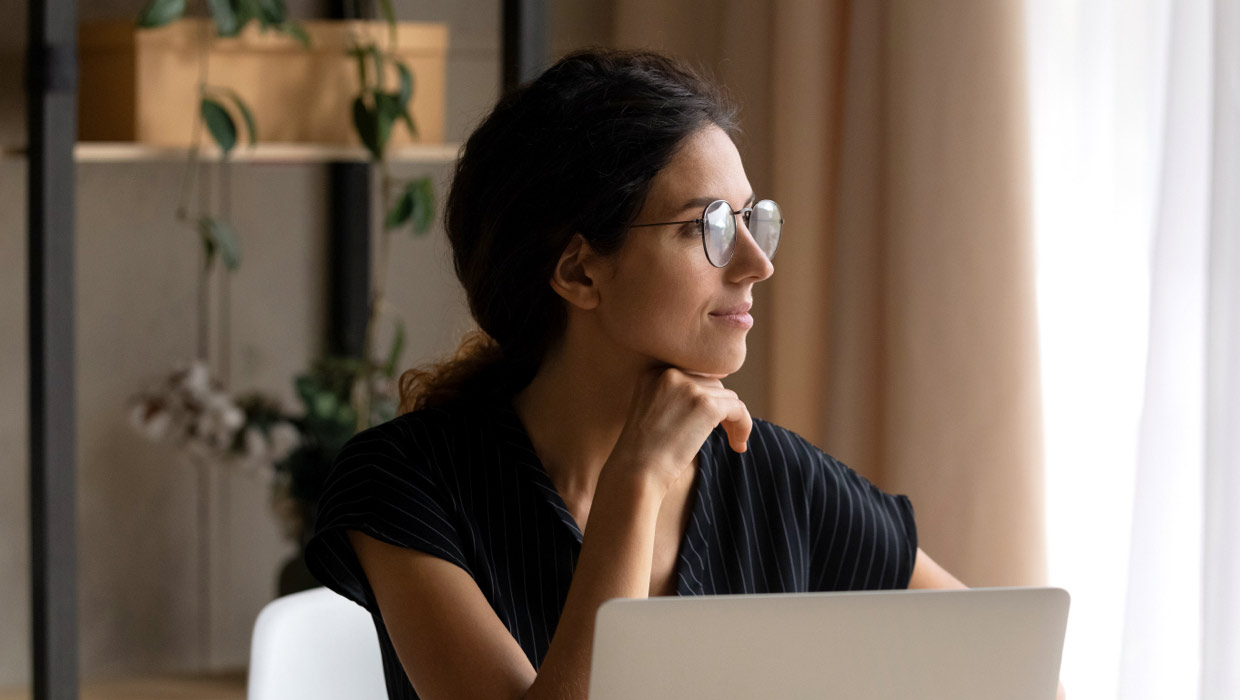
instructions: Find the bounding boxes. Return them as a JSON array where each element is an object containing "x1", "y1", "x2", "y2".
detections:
[{"x1": 126, "y1": 0, "x2": 437, "y2": 594}]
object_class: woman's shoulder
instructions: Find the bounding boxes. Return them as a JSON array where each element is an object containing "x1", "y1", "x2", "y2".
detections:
[
  {"x1": 706, "y1": 416, "x2": 869, "y2": 492},
  {"x1": 307, "y1": 405, "x2": 483, "y2": 607},
  {"x1": 341, "y1": 400, "x2": 490, "y2": 456},
  {"x1": 748, "y1": 417, "x2": 813, "y2": 447},
  {"x1": 323, "y1": 401, "x2": 496, "y2": 494},
  {"x1": 735, "y1": 417, "x2": 841, "y2": 468},
  {"x1": 314, "y1": 401, "x2": 500, "y2": 534}
]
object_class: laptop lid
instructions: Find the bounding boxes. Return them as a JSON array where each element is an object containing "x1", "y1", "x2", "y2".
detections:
[{"x1": 588, "y1": 587, "x2": 1069, "y2": 700}]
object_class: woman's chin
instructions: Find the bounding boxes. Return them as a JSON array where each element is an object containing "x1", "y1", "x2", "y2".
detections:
[{"x1": 681, "y1": 347, "x2": 746, "y2": 378}]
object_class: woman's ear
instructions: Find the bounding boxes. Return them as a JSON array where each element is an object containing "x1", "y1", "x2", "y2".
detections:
[{"x1": 549, "y1": 234, "x2": 602, "y2": 310}]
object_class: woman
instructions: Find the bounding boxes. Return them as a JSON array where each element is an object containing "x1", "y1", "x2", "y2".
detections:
[{"x1": 306, "y1": 48, "x2": 965, "y2": 700}]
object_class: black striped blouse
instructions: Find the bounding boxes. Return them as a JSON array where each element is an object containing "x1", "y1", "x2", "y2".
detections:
[{"x1": 305, "y1": 394, "x2": 918, "y2": 700}]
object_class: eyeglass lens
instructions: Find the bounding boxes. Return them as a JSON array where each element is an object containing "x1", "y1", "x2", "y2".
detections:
[
  {"x1": 702, "y1": 199, "x2": 783, "y2": 267},
  {"x1": 703, "y1": 200, "x2": 736, "y2": 266}
]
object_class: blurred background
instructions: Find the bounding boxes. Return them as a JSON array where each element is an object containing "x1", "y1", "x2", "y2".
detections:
[{"x1": 3, "y1": 0, "x2": 1237, "y2": 698}]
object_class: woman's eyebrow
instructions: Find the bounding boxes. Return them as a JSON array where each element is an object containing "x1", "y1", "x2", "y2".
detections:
[{"x1": 677, "y1": 192, "x2": 758, "y2": 212}]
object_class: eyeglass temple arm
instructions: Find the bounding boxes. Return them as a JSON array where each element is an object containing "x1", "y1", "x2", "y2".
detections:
[
  {"x1": 628, "y1": 218, "x2": 703, "y2": 229},
  {"x1": 629, "y1": 206, "x2": 749, "y2": 229}
]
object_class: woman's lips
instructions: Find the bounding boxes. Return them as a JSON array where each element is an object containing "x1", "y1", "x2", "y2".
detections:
[{"x1": 709, "y1": 303, "x2": 754, "y2": 329}]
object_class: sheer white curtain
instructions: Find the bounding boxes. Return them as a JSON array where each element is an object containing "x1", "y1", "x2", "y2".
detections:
[
  {"x1": 1026, "y1": 0, "x2": 1238, "y2": 698},
  {"x1": 1202, "y1": 8, "x2": 1240, "y2": 697},
  {"x1": 1117, "y1": 0, "x2": 1210, "y2": 696},
  {"x1": 1025, "y1": 0, "x2": 1162, "y2": 696}
]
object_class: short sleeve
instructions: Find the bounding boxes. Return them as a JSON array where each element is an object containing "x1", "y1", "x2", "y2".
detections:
[
  {"x1": 304, "y1": 414, "x2": 472, "y2": 613},
  {"x1": 805, "y1": 446, "x2": 918, "y2": 591}
]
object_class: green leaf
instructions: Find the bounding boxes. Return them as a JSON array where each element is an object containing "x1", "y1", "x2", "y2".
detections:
[
  {"x1": 396, "y1": 61, "x2": 414, "y2": 109},
  {"x1": 257, "y1": 0, "x2": 287, "y2": 24},
  {"x1": 394, "y1": 61, "x2": 416, "y2": 137},
  {"x1": 294, "y1": 375, "x2": 317, "y2": 406},
  {"x1": 383, "y1": 178, "x2": 433, "y2": 233},
  {"x1": 410, "y1": 177, "x2": 435, "y2": 235},
  {"x1": 384, "y1": 320, "x2": 405, "y2": 378},
  {"x1": 137, "y1": 0, "x2": 186, "y2": 28},
  {"x1": 200, "y1": 216, "x2": 242, "y2": 270},
  {"x1": 312, "y1": 390, "x2": 338, "y2": 419},
  {"x1": 235, "y1": 0, "x2": 261, "y2": 27},
  {"x1": 206, "y1": 0, "x2": 240, "y2": 36},
  {"x1": 201, "y1": 97, "x2": 238, "y2": 156},
  {"x1": 384, "y1": 187, "x2": 413, "y2": 230},
  {"x1": 352, "y1": 96, "x2": 381, "y2": 161},
  {"x1": 399, "y1": 108, "x2": 417, "y2": 138},
  {"x1": 212, "y1": 88, "x2": 257, "y2": 146},
  {"x1": 279, "y1": 21, "x2": 310, "y2": 47},
  {"x1": 374, "y1": 91, "x2": 402, "y2": 149},
  {"x1": 234, "y1": 96, "x2": 258, "y2": 147}
]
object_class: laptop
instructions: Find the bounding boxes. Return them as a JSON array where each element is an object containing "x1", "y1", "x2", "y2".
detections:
[{"x1": 588, "y1": 587, "x2": 1069, "y2": 700}]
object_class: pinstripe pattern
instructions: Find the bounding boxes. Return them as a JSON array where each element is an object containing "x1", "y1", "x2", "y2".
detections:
[{"x1": 305, "y1": 396, "x2": 917, "y2": 700}]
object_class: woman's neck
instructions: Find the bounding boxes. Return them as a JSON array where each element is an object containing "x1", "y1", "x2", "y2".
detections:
[{"x1": 511, "y1": 327, "x2": 650, "y2": 514}]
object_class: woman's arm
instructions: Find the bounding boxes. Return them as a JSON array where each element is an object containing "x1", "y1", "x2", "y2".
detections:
[
  {"x1": 907, "y1": 548, "x2": 967, "y2": 589},
  {"x1": 348, "y1": 468, "x2": 665, "y2": 700},
  {"x1": 349, "y1": 532, "x2": 536, "y2": 700},
  {"x1": 349, "y1": 368, "x2": 752, "y2": 700},
  {"x1": 516, "y1": 464, "x2": 669, "y2": 699}
]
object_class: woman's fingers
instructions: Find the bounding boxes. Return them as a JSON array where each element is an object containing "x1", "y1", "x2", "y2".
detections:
[
  {"x1": 716, "y1": 394, "x2": 753, "y2": 453},
  {"x1": 611, "y1": 367, "x2": 754, "y2": 494},
  {"x1": 659, "y1": 368, "x2": 753, "y2": 454}
]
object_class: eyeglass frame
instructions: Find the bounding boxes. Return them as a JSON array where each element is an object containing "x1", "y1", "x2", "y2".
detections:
[{"x1": 628, "y1": 198, "x2": 783, "y2": 268}]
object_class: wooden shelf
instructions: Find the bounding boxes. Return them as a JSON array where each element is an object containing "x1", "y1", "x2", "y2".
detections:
[
  {"x1": 0, "y1": 670, "x2": 246, "y2": 700},
  {"x1": 4, "y1": 142, "x2": 461, "y2": 164}
]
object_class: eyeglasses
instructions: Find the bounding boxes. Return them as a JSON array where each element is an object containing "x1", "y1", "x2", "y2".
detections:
[{"x1": 630, "y1": 199, "x2": 783, "y2": 268}]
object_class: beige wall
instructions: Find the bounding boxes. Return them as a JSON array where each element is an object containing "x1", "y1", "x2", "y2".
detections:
[
  {"x1": 1, "y1": 0, "x2": 498, "y2": 686},
  {"x1": 0, "y1": 172, "x2": 30, "y2": 684},
  {"x1": 1, "y1": 0, "x2": 32, "y2": 686}
]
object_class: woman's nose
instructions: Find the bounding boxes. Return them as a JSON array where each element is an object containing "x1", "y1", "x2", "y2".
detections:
[{"x1": 728, "y1": 220, "x2": 775, "y2": 281}]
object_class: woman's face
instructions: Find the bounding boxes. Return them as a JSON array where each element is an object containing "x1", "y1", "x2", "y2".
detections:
[{"x1": 589, "y1": 124, "x2": 775, "y2": 377}]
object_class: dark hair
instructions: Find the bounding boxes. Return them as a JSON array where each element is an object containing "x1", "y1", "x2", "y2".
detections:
[{"x1": 398, "y1": 48, "x2": 740, "y2": 413}]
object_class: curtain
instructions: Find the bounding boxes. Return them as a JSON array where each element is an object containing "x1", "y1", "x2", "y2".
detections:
[
  {"x1": 1026, "y1": 0, "x2": 1239, "y2": 696},
  {"x1": 1025, "y1": 0, "x2": 1167, "y2": 696},
  {"x1": 1118, "y1": 0, "x2": 1240, "y2": 697},
  {"x1": 1203, "y1": 6, "x2": 1240, "y2": 695},
  {"x1": 608, "y1": 0, "x2": 1045, "y2": 587}
]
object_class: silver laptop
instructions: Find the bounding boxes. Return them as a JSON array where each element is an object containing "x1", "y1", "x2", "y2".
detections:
[{"x1": 589, "y1": 587, "x2": 1069, "y2": 700}]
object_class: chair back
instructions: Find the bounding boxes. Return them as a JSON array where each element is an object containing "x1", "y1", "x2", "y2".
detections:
[{"x1": 248, "y1": 586, "x2": 388, "y2": 700}]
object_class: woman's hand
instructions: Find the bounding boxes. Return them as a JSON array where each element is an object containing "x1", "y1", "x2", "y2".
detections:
[{"x1": 605, "y1": 366, "x2": 753, "y2": 495}]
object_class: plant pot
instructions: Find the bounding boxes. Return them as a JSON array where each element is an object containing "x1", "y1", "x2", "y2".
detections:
[{"x1": 78, "y1": 18, "x2": 448, "y2": 147}]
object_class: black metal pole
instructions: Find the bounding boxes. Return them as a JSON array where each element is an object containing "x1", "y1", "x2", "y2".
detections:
[
  {"x1": 326, "y1": 0, "x2": 372, "y2": 359},
  {"x1": 328, "y1": 163, "x2": 372, "y2": 358},
  {"x1": 27, "y1": 0, "x2": 79, "y2": 697},
  {"x1": 502, "y1": 0, "x2": 547, "y2": 93}
]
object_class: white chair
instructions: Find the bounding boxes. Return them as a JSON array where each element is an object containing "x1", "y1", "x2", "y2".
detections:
[{"x1": 248, "y1": 586, "x2": 389, "y2": 700}]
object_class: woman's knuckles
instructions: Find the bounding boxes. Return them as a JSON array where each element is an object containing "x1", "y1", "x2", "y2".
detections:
[{"x1": 623, "y1": 366, "x2": 755, "y2": 464}]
